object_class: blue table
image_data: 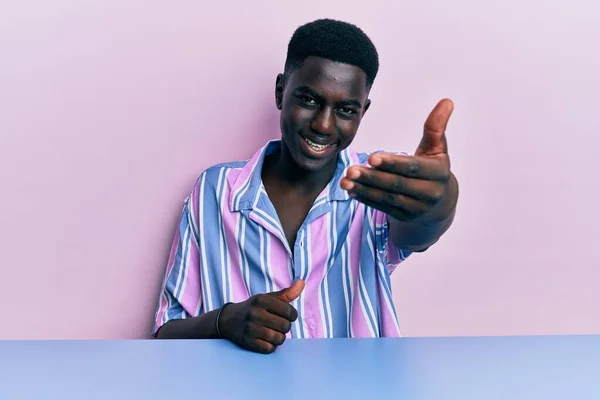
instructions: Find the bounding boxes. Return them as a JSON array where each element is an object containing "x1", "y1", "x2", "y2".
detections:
[{"x1": 1, "y1": 336, "x2": 598, "y2": 399}]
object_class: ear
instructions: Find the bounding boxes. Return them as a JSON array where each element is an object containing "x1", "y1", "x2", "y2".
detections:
[
  {"x1": 362, "y1": 98, "x2": 371, "y2": 116},
  {"x1": 275, "y1": 73, "x2": 285, "y2": 110}
]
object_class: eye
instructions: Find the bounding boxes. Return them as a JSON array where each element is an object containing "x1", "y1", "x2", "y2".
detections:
[
  {"x1": 299, "y1": 95, "x2": 317, "y2": 106},
  {"x1": 338, "y1": 107, "x2": 357, "y2": 116}
]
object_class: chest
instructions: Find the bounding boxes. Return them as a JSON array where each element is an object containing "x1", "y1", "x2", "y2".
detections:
[
  {"x1": 198, "y1": 197, "x2": 394, "y2": 339},
  {"x1": 268, "y1": 191, "x2": 317, "y2": 250},
  {"x1": 236, "y1": 196, "x2": 365, "y2": 285}
]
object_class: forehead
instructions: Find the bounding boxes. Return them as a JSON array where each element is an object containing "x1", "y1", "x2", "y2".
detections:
[{"x1": 286, "y1": 56, "x2": 368, "y2": 99}]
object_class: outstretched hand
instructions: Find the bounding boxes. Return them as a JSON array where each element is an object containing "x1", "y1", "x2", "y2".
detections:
[{"x1": 341, "y1": 99, "x2": 455, "y2": 223}]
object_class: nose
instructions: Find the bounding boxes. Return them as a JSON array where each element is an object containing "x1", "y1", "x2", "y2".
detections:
[{"x1": 310, "y1": 107, "x2": 335, "y2": 136}]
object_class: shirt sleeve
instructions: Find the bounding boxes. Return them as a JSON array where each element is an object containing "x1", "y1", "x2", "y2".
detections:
[
  {"x1": 372, "y1": 209, "x2": 412, "y2": 275},
  {"x1": 362, "y1": 151, "x2": 412, "y2": 274},
  {"x1": 152, "y1": 193, "x2": 203, "y2": 337}
]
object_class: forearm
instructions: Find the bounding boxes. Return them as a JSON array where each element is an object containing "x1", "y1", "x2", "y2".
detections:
[
  {"x1": 156, "y1": 309, "x2": 220, "y2": 339},
  {"x1": 389, "y1": 173, "x2": 458, "y2": 252}
]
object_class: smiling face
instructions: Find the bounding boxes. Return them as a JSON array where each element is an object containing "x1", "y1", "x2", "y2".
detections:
[{"x1": 275, "y1": 56, "x2": 371, "y2": 172}]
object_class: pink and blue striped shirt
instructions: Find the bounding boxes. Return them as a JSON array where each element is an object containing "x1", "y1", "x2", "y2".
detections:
[{"x1": 153, "y1": 140, "x2": 412, "y2": 338}]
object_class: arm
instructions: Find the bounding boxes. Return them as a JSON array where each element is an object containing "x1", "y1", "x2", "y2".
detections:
[
  {"x1": 156, "y1": 310, "x2": 221, "y2": 339},
  {"x1": 152, "y1": 196, "x2": 205, "y2": 339},
  {"x1": 342, "y1": 99, "x2": 458, "y2": 255},
  {"x1": 388, "y1": 172, "x2": 458, "y2": 252},
  {"x1": 152, "y1": 174, "x2": 303, "y2": 352},
  {"x1": 157, "y1": 283, "x2": 305, "y2": 354}
]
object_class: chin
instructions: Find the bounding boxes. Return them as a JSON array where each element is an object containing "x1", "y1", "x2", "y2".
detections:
[
  {"x1": 295, "y1": 157, "x2": 329, "y2": 172},
  {"x1": 291, "y1": 150, "x2": 338, "y2": 172}
]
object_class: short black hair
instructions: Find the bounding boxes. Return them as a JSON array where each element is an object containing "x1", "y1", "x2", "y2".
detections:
[{"x1": 284, "y1": 19, "x2": 379, "y2": 88}]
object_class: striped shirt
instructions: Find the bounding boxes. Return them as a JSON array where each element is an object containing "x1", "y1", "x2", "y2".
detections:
[{"x1": 153, "y1": 140, "x2": 412, "y2": 338}]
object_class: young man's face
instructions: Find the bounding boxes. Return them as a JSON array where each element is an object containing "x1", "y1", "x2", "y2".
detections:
[{"x1": 276, "y1": 56, "x2": 371, "y2": 172}]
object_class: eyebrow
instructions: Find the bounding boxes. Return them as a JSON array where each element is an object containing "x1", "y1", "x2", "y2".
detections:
[{"x1": 294, "y1": 86, "x2": 363, "y2": 108}]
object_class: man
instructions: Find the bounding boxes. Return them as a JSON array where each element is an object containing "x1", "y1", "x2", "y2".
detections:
[{"x1": 153, "y1": 19, "x2": 458, "y2": 354}]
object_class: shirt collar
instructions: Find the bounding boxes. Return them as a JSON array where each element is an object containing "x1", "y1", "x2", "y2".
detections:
[{"x1": 229, "y1": 139, "x2": 358, "y2": 212}]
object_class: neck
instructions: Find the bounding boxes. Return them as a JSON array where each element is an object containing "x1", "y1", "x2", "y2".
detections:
[{"x1": 264, "y1": 143, "x2": 338, "y2": 195}]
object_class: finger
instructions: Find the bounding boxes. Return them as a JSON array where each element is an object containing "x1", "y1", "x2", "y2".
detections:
[
  {"x1": 346, "y1": 194, "x2": 400, "y2": 220},
  {"x1": 247, "y1": 338, "x2": 276, "y2": 354},
  {"x1": 268, "y1": 279, "x2": 305, "y2": 303},
  {"x1": 252, "y1": 308, "x2": 293, "y2": 334},
  {"x1": 254, "y1": 295, "x2": 298, "y2": 322},
  {"x1": 249, "y1": 323, "x2": 287, "y2": 347},
  {"x1": 367, "y1": 154, "x2": 450, "y2": 181},
  {"x1": 342, "y1": 180, "x2": 430, "y2": 218},
  {"x1": 344, "y1": 166, "x2": 446, "y2": 203},
  {"x1": 416, "y1": 98, "x2": 454, "y2": 156}
]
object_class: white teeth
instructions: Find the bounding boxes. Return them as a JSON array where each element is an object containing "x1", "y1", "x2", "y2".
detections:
[{"x1": 305, "y1": 138, "x2": 332, "y2": 152}]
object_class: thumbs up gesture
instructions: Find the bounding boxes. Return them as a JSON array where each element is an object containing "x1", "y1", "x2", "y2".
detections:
[
  {"x1": 341, "y1": 99, "x2": 457, "y2": 223},
  {"x1": 218, "y1": 280, "x2": 305, "y2": 354}
]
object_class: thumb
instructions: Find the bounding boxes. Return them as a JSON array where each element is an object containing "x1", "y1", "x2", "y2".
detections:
[
  {"x1": 269, "y1": 280, "x2": 305, "y2": 303},
  {"x1": 415, "y1": 98, "x2": 454, "y2": 156}
]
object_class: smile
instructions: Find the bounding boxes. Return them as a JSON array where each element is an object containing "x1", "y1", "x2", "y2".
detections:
[{"x1": 304, "y1": 137, "x2": 333, "y2": 152}]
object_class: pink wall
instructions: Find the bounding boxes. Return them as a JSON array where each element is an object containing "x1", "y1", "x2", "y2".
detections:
[{"x1": 1, "y1": 1, "x2": 598, "y2": 339}]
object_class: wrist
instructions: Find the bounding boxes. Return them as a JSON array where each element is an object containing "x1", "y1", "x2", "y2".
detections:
[{"x1": 215, "y1": 302, "x2": 234, "y2": 339}]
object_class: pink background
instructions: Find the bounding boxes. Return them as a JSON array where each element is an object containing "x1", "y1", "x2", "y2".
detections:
[{"x1": 1, "y1": 1, "x2": 598, "y2": 339}]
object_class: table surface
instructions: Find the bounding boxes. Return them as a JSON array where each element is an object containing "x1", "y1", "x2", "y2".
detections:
[{"x1": 0, "y1": 335, "x2": 599, "y2": 400}]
